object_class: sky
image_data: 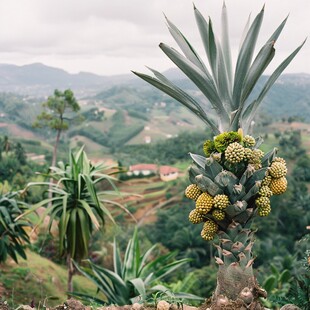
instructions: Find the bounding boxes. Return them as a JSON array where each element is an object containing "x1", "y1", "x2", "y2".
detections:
[{"x1": 0, "y1": 0, "x2": 308, "y2": 76}]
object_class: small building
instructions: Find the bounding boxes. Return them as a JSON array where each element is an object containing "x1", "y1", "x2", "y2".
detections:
[
  {"x1": 128, "y1": 164, "x2": 157, "y2": 177},
  {"x1": 144, "y1": 136, "x2": 151, "y2": 144},
  {"x1": 128, "y1": 164, "x2": 179, "y2": 181},
  {"x1": 159, "y1": 165, "x2": 179, "y2": 182}
]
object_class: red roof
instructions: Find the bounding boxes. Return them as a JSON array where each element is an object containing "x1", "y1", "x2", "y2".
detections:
[
  {"x1": 159, "y1": 165, "x2": 178, "y2": 175},
  {"x1": 129, "y1": 164, "x2": 178, "y2": 175},
  {"x1": 129, "y1": 164, "x2": 157, "y2": 171}
]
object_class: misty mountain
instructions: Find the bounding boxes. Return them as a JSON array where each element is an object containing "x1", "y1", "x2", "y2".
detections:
[
  {"x1": 0, "y1": 62, "x2": 309, "y2": 122},
  {"x1": 0, "y1": 63, "x2": 134, "y2": 96}
]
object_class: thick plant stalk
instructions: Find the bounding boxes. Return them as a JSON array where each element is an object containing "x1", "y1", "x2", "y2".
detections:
[{"x1": 212, "y1": 225, "x2": 267, "y2": 308}]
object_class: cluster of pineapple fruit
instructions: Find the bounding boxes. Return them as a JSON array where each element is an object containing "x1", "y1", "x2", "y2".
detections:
[{"x1": 185, "y1": 130, "x2": 288, "y2": 241}]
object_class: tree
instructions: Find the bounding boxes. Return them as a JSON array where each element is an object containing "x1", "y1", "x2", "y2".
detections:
[
  {"x1": 2, "y1": 135, "x2": 10, "y2": 154},
  {"x1": 33, "y1": 89, "x2": 81, "y2": 167},
  {"x1": 20, "y1": 147, "x2": 127, "y2": 293},
  {"x1": 14, "y1": 142, "x2": 27, "y2": 165},
  {"x1": 134, "y1": 3, "x2": 304, "y2": 308}
]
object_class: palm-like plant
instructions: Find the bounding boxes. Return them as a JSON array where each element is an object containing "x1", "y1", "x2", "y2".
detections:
[
  {"x1": 19, "y1": 147, "x2": 125, "y2": 292},
  {"x1": 72, "y1": 228, "x2": 201, "y2": 305},
  {"x1": 134, "y1": 3, "x2": 305, "y2": 309},
  {"x1": 0, "y1": 191, "x2": 30, "y2": 263}
]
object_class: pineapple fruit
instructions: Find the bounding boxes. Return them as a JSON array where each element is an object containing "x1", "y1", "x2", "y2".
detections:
[{"x1": 134, "y1": 2, "x2": 303, "y2": 309}]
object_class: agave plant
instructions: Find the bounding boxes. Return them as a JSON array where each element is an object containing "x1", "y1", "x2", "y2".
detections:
[
  {"x1": 18, "y1": 147, "x2": 127, "y2": 293},
  {"x1": 133, "y1": 3, "x2": 305, "y2": 309},
  {"x1": 72, "y1": 228, "x2": 200, "y2": 305},
  {"x1": 0, "y1": 191, "x2": 30, "y2": 264}
]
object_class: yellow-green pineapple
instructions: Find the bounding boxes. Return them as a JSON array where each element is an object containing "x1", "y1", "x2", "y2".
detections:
[
  {"x1": 196, "y1": 192, "x2": 213, "y2": 214},
  {"x1": 225, "y1": 142, "x2": 245, "y2": 163},
  {"x1": 189, "y1": 209, "x2": 205, "y2": 224},
  {"x1": 213, "y1": 194, "x2": 230, "y2": 210},
  {"x1": 212, "y1": 209, "x2": 226, "y2": 221},
  {"x1": 185, "y1": 184, "x2": 202, "y2": 201},
  {"x1": 243, "y1": 135, "x2": 256, "y2": 147},
  {"x1": 201, "y1": 220, "x2": 218, "y2": 241},
  {"x1": 269, "y1": 162, "x2": 288, "y2": 178},
  {"x1": 269, "y1": 177, "x2": 288, "y2": 195}
]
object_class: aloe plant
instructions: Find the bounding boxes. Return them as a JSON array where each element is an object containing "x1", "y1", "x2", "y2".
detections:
[
  {"x1": 0, "y1": 191, "x2": 30, "y2": 264},
  {"x1": 72, "y1": 228, "x2": 200, "y2": 305},
  {"x1": 19, "y1": 147, "x2": 126, "y2": 293},
  {"x1": 134, "y1": 3, "x2": 304, "y2": 309}
]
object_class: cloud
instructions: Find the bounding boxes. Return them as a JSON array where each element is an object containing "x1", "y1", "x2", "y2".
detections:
[{"x1": 0, "y1": 0, "x2": 308, "y2": 75}]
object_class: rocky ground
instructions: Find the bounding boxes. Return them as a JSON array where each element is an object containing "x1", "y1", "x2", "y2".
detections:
[{"x1": 0, "y1": 299, "x2": 302, "y2": 310}]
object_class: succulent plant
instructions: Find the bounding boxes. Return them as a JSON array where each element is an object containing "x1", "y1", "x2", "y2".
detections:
[{"x1": 134, "y1": 2, "x2": 304, "y2": 308}]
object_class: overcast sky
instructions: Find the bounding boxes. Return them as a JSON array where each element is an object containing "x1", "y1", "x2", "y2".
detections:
[{"x1": 0, "y1": 0, "x2": 308, "y2": 76}]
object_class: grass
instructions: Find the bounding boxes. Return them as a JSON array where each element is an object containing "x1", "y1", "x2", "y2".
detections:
[{"x1": 0, "y1": 250, "x2": 100, "y2": 308}]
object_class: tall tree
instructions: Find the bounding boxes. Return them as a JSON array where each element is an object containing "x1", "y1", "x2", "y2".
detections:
[
  {"x1": 33, "y1": 89, "x2": 81, "y2": 167},
  {"x1": 2, "y1": 135, "x2": 10, "y2": 154}
]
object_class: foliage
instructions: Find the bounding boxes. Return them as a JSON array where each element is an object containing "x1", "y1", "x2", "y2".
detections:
[
  {"x1": 72, "y1": 228, "x2": 199, "y2": 305},
  {"x1": 21, "y1": 147, "x2": 120, "y2": 261},
  {"x1": 133, "y1": 4, "x2": 305, "y2": 134},
  {"x1": 0, "y1": 136, "x2": 28, "y2": 185},
  {"x1": 118, "y1": 130, "x2": 209, "y2": 165},
  {"x1": 263, "y1": 263, "x2": 292, "y2": 298},
  {"x1": 267, "y1": 238, "x2": 310, "y2": 309},
  {"x1": 18, "y1": 146, "x2": 128, "y2": 292},
  {"x1": 0, "y1": 250, "x2": 99, "y2": 308},
  {"x1": 33, "y1": 89, "x2": 80, "y2": 132},
  {"x1": 69, "y1": 110, "x2": 145, "y2": 148},
  {"x1": 33, "y1": 89, "x2": 82, "y2": 166},
  {"x1": 144, "y1": 202, "x2": 211, "y2": 268},
  {"x1": 277, "y1": 130, "x2": 305, "y2": 159},
  {"x1": 0, "y1": 191, "x2": 30, "y2": 263}
]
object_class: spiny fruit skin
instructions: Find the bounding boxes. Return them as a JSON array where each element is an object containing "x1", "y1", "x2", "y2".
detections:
[
  {"x1": 225, "y1": 142, "x2": 245, "y2": 163},
  {"x1": 258, "y1": 205, "x2": 271, "y2": 217},
  {"x1": 185, "y1": 184, "x2": 202, "y2": 201},
  {"x1": 244, "y1": 148, "x2": 253, "y2": 160},
  {"x1": 273, "y1": 157, "x2": 287, "y2": 166},
  {"x1": 269, "y1": 162, "x2": 288, "y2": 178},
  {"x1": 255, "y1": 196, "x2": 270, "y2": 208},
  {"x1": 258, "y1": 186, "x2": 273, "y2": 198},
  {"x1": 201, "y1": 220, "x2": 218, "y2": 240},
  {"x1": 252, "y1": 149, "x2": 264, "y2": 159},
  {"x1": 212, "y1": 209, "x2": 225, "y2": 221},
  {"x1": 203, "y1": 219, "x2": 218, "y2": 233},
  {"x1": 269, "y1": 177, "x2": 288, "y2": 195},
  {"x1": 246, "y1": 149, "x2": 264, "y2": 169},
  {"x1": 262, "y1": 175, "x2": 272, "y2": 187},
  {"x1": 243, "y1": 135, "x2": 256, "y2": 147},
  {"x1": 196, "y1": 192, "x2": 214, "y2": 214},
  {"x1": 201, "y1": 230, "x2": 215, "y2": 241},
  {"x1": 213, "y1": 194, "x2": 230, "y2": 210},
  {"x1": 189, "y1": 209, "x2": 205, "y2": 224}
]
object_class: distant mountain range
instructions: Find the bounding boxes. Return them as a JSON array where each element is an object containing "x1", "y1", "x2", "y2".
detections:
[
  {"x1": 0, "y1": 63, "x2": 134, "y2": 96},
  {"x1": 0, "y1": 62, "x2": 310, "y2": 121}
]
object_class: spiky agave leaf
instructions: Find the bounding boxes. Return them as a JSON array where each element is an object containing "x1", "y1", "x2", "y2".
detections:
[{"x1": 133, "y1": 3, "x2": 305, "y2": 135}]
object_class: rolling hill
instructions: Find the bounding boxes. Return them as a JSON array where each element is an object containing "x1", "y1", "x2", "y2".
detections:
[{"x1": 0, "y1": 63, "x2": 309, "y2": 159}]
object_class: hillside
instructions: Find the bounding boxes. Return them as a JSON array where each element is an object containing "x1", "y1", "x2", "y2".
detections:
[
  {"x1": 0, "y1": 63, "x2": 309, "y2": 162},
  {"x1": 0, "y1": 250, "x2": 99, "y2": 307}
]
